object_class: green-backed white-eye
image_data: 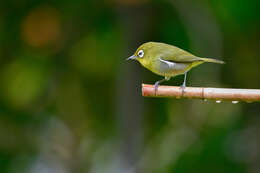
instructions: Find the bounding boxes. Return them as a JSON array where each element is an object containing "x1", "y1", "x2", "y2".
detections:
[{"x1": 127, "y1": 42, "x2": 224, "y2": 94}]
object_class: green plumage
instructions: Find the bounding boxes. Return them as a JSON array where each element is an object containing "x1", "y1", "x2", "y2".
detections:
[{"x1": 127, "y1": 42, "x2": 224, "y2": 93}]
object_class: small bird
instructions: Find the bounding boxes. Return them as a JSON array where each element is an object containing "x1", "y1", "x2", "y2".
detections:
[{"x1": 127, "y1": 42, "x2": 224, "y2": 94}]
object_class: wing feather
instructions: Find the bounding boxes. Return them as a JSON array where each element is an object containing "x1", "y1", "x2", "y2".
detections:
[
  {"x1": 159, "y1": 58, "x2": 176, "y2": 68},
  {"x1": 155, "y1": 43, "x2": 202, "y2": 62}
]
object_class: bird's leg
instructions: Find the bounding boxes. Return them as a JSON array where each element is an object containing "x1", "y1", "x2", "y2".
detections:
[
  {"x1": 154, "y1": 77, "x2": 168, "y2": 95},
  {"x1": 180, "y1": 72, "x2": 187, "y2": 94}
]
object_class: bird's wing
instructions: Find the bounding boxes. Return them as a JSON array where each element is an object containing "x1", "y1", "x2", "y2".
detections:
[
  {"x1": 159, "y1": 46, "x2": 202, "y2": 63},
  {"x1": 159, "y1": 58, "x2": 176, "y2": 68}
]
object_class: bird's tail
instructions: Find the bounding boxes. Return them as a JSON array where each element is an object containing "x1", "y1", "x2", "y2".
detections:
[{"x1": 200, "y1": 57, "x2": 225, "y2": 64}]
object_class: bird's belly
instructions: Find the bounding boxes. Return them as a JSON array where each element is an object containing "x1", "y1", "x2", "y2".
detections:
[{"x1": 152, "y1": 62, "x2": 190, "y2": 77}]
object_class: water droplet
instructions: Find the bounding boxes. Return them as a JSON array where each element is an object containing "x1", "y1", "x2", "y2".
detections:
[
  {"x1": 204, "y1": 99, "x2": 207, "y2": 102},
  {"x1": 216, "y1": 100, "x2": 222, "y2": 103},
  {"x1": 232, "y1": 101, "x2": 239, "y2": 104}
]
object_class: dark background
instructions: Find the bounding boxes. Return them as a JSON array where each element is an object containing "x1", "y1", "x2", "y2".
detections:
[{"x1": 0, "y1": 0, "x2": 260, "y2": 172}]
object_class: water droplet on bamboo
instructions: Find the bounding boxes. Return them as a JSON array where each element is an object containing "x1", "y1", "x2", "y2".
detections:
[
  {"x1": 216, "y1": 100, "x2": 222, "y2": 103},
  {"x1": 232, "y1": 101, "x2": 239, "y2": 104}
]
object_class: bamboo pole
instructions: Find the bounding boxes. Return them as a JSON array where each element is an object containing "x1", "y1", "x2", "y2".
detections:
[{"x1": 142, "y1": 84, "x2": 260, "y2": 102}]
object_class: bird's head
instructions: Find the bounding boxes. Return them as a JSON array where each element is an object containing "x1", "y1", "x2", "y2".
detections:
[{"x1": 126, "y1": 42, "x2": 156, "y2": 67}]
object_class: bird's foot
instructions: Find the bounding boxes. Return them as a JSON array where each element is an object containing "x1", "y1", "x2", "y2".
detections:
[
  {"x1": 154, "y1": 82, "x2": 159, "y2": 95},
  {"x1": 180, "y1": 84, "x2": 186, "y2": 95}
]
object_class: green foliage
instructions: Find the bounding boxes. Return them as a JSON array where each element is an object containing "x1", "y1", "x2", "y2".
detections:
[{"x1": 0, "y1": 0, "x2": 259, "y2": 173}]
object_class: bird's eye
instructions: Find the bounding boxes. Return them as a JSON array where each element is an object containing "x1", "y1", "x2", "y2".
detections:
[{"x1": 137, "y1": 50, "x2": 144, "y2": 58}]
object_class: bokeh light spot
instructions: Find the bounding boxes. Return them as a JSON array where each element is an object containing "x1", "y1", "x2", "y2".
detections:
[
  {"x1": 22, "y1": 6, "x2": 61, "y2": 48},
  {"x1": 1, "y1": 58, "x2": 49, "y2": 109}
]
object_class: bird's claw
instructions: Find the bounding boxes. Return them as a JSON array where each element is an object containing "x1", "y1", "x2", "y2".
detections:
[
  {"x1": 180, "y1": 84, "x2": 186, "y2": 94},
  {"x1": 154, "y1": 82, "x2": 159, "y2": 95}
]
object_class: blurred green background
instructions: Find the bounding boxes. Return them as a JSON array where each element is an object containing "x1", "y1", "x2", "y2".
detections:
[{"x1": 0, "y1": 0, "x2": 260, "y2": 172}]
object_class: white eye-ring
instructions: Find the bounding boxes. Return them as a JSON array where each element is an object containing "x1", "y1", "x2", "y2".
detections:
[{"x1": 137, "y1": 50, "x2": 144, "y2": 58}]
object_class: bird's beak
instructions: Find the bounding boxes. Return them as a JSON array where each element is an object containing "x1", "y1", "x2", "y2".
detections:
[{"x1": 126, "y1": 55, "x2": 137, "y2": 61}]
